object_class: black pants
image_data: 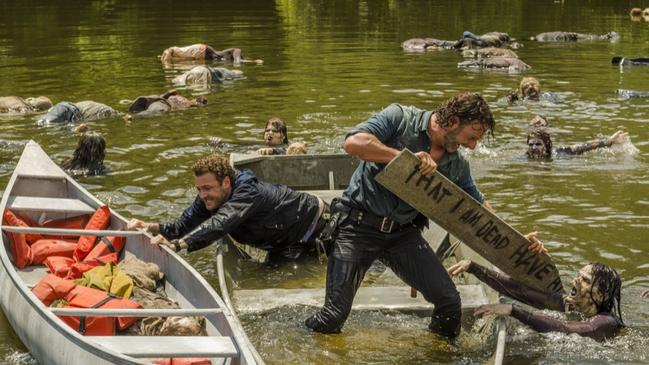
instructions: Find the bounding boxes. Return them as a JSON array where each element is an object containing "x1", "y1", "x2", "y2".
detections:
[{"x1": 304, "y1": 218, "x2": 462, "y2": 337}]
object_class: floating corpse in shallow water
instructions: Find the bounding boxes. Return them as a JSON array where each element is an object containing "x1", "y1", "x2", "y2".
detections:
[
  {"x1": 36, "y1": 101, "x2": 122, "y2": 124},
  {"x1": 400, "y1": 37, "x2": 457, "y2": 50},
  {"x1": 462, "y1": 47, "x2": 518, "y2": 59},
  {"x1": 453, "y1": 31, "x2": 520, "y2": 49},
  {"x1": 612, "y1": 56, "x2": 649, "y2": 66},
  {"x1": 127, "y1": 90, "x2": 207, "y2": 116},
  {"x1": 0, "y1": 96, "x2": 52, "y2": 114},
  {"x1": 458, "y1": 57, "x2": 530, "y2": 72},
  {"x1": 532, "y1": 31, "x2": 619, "y2": 42},
  {"x1": 172, "y1": 66, "x2": 244, "y2": 89},
  {"x1": 160, "y1": 43, "x2": 262, "y2": 65},
  {"x1": 616, "y1": 89, "x2": 649, "y2": 99}
]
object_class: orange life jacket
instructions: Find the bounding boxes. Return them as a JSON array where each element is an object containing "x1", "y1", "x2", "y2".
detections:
[
  {"x1": 84, "y1": 236, "x2": 124, "y2": 262},
  {"x1": 73, "y1": 205, "x2": 111, "y2": 262},
  {"x1": 3, "y1": 209, "x2": 34, "y2": 268},
  {"x1": 43, "y1": 256, "x2": 76, "y2": 278},
  {"x1": 41, "y1": 214, "x2": 91, "y2": 241},
  {"x1": 32, "y1": 275, "x2": 141, "y2": 335},
  {"x1": 59, "y1": 285, "x2": 141, "y2": 335},
  {"x1": 30, "y1": 239, "x2": 78, "y2": 264},
  {"x1": 31, "y1": 274, "x2": 76, "y2": 306},
  {"x1": 67, "y1": 253, "x2": 119, "y2": 280}
]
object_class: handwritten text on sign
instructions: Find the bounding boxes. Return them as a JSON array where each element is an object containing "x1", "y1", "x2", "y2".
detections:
[{"x1": 376, "y1": 149, "x2": 564, "y2": 294}]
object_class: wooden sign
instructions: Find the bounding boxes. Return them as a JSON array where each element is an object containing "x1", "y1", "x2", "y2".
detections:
[{"x1": 376, "y1": 149, "x2": 564, "y2": 294}]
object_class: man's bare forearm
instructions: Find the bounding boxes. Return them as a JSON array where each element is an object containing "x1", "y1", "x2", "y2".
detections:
[{"x1": 344, "y1": 133, "x2": 400, "y2": 163}]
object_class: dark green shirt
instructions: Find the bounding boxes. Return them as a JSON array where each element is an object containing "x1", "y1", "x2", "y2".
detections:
[{"x1": 342, "y1": 103, "x2": 484, "y2": 224}]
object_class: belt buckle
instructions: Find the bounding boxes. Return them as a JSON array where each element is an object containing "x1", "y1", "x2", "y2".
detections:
[{"x1": 380, "y1": 217, "x2": 394, "y2": 233}]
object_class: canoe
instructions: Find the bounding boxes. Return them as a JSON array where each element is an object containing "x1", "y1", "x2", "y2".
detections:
[
  {"x1": 0, "y1": 141, "x2": 263, "y2": 365},
  {"x1": 229, "y1": 152, "x2": 506, "y2": 364}
]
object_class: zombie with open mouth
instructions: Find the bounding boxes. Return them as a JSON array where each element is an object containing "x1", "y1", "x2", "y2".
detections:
[{"x1": 448, "y1": 256, "x2": 624, "y2": 341}]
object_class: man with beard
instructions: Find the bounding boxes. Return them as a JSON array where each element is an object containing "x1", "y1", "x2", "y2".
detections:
[
  {"x1": 304, "y1": 93, "x2": 497, "y2": 337},
  {"x1": 448, "y1": 259, "x2": 624, "y2": 341},
  {"x1": 526, "y1": 129, "x2": 628, "y2": 160},
  {"x1": 127, "y1": 154, "x2": 328, "y2": 263}
]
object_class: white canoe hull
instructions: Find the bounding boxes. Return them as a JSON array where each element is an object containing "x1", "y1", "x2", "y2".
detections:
[{"x1": 1, "y1": 141, "x2": 261, "y2": 365}]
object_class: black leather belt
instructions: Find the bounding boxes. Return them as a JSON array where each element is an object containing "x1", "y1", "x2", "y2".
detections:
[{"x1": 348, "y1": 207, "x2": 406, "y2": 233}]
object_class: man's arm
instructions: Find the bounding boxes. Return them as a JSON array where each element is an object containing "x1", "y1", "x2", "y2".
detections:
[
  {"x1": 475, "y1": 304, "x2": 619, "y2": 341},
  {"x1": 557, "y1": 130, "x2": 627, "y2": 155},
  {"x1": 158, "y1": 195, "x2": 212, "y2": 240},
  {"x1": 449, "y1": 260, "x2": 564, "y2": 311},
  {"x1": 180, "y1": 183, "x2": 262, "y2": 252},
  {"x1": 343, "y1": 133, "x2": 400, "y2": 163},
  {"x1": 344, "y1": 104, "x2": 437, "y2": 175}
]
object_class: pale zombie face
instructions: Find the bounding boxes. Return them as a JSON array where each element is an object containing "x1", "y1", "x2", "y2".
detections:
[
  {"x1": 527, "y1": 137, "x2": 547, "y2": 158},
  {"x1": 444, "y1": 120, "x2": 485, "y2": 152},
  {"x1": 194, "y1": 172, "x2": 231, "y2": 211},
  {"x1": 564, "y1": 264, "x2": 604, "y2": 317},
  {"x1": 264, "y1": 124, "x2": 285, "y2": 146}
]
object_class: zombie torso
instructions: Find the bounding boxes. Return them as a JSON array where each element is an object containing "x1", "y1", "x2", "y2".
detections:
[{"x1": 468, "y1": 262, "x2": 622, "y2": 341}]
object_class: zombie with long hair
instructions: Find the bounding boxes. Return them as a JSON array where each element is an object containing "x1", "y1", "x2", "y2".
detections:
[
  {"x1": 448, "y1": 258, "x2": 624, "y2": 341},
  {"x1": 527, "y1": 128, "x2": 628, "y2": 160},
  {"x1": 60, "y1": 131, "x2": 107, "y2": 176},
  {"x1": 256, "y1": 117, "x2": 307, "y2": 155}
]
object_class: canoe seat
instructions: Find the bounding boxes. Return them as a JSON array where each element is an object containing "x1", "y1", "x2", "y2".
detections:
[
  {"x1": 7, "y1": 196, "x2": 95, "y2": 214},
  {"x1": 89, "y1": 336, "x2": 239, "y2": 358}
]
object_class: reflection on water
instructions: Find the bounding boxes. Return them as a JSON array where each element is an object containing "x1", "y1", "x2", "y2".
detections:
[{"x1": 1, "y1": 0, "x2": 648, "y2": 363}]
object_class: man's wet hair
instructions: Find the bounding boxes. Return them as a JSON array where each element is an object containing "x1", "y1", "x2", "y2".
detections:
[
  {"x1": 61, "y1": 132, "x2": 106, "y2": 175},
  {"x1": 192, "y1": 154, "x2": 236, "y2": 182},
  {"x1": 266, "y1": 117, "x2": 289, "y2": 144},
  {"x1": 435, "y1": 92, "x2": 495, "y2": 137},
  {"x1": 526, "y1": 128, "x2": 553, "y2": 158},
  {"x1": 590, "y1": 263, "x2": 624, "y2": 325}
]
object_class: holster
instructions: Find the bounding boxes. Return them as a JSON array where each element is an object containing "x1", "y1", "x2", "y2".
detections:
[{"x1": 315, "y1": 198, "x2": 348, "y2": 259}]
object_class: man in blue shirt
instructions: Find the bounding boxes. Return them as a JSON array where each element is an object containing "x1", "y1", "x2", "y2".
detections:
[{"x1": 305, "y1": 92, "x2": 495, "y2": 337}]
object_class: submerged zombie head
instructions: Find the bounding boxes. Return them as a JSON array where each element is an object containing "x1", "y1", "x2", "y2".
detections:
[
  {"x1": 528, "y1": 115, "x2": 548, "y2": 128},
  {"x1": 520, "y1": 77, "x2": 541, "y2": 101},
  {"x1": 526, "y1": 129, "x2": 552, "y2": 159},
  {"x1": 263, "y1": 117, "x2": 288, "y2": 146},
  {"x1": 564, "y1": 263, "x2": 623, "y2": 323}
]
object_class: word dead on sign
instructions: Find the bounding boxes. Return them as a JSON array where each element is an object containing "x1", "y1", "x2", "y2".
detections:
[{"x1": 376, "y1": 149, "x2": 563, "y2": 294}]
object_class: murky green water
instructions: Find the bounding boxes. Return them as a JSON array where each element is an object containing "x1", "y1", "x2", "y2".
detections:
[{"x1": 1, "y1": 0, "x2": 648, "y2": 364}]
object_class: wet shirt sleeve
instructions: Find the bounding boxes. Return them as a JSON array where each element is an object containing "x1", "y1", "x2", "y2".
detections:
[
  {"x1": 468, "y1": 262, "x2": 564, "y2": 311},
  {"x1": 345, "y1": 103, "x2": 403, "y2": 144},
  {"x1": 511, "y1": 306, "x2": 620, "y2": 342},
  {"x1": 180, "y1": 182, "x2": 263, "y2": 252},
  {"x1": 159, "y1": 195, "x2": 212, "y2": 240},
  {"x1": 556, "y1": 139, "x2": 611, "y2": 156}
]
